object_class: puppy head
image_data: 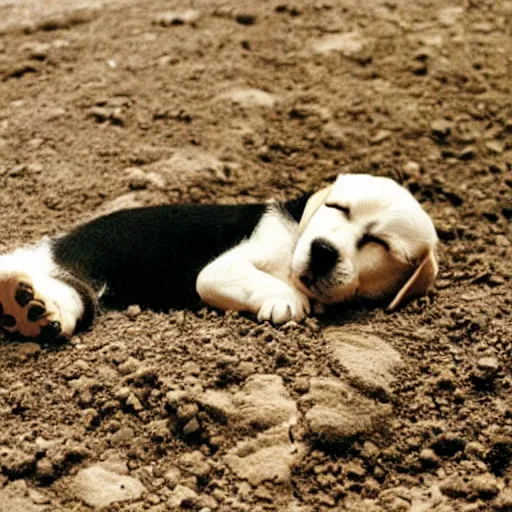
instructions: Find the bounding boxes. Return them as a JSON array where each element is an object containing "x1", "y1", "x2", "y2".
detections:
[{"x1": 292, "y1": 174, "x2": 438, "y2": 309}]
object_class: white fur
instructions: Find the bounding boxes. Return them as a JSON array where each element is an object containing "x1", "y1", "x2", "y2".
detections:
[{"x1": 197, "y1": 207, "x2": 310, "y2": 323}]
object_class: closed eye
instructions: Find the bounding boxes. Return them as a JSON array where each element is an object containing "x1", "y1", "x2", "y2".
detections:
[
  {"x1": 325, "y1": 203, "x2": 350, "y2": 218},
  {"x1": 357, "y1": 233, "x2": 389, "y2": 251}
]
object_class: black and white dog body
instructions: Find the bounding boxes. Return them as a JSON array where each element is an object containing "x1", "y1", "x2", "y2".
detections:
[{"x1": 0, "y1": 174, "x2": 439, "y2": 341}]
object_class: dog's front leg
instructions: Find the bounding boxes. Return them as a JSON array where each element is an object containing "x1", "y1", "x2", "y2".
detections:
[
  {"x1": 196, "y1": 248, "x2": 310, "y2": 323},
  {"x1": 196, "y1": 207, "x2": 310, "y2": 324}
]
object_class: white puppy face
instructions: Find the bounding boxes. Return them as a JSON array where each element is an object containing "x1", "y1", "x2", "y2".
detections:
[{"x1": 291, "y1": 174, "x2": 438, "y2": 307}]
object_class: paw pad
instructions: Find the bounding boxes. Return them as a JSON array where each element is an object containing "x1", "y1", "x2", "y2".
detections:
[
  {"x1": 0, "y1": 274, "x2": 63, "y2": 340},
  {"x1": 15, "y1": 282, "x2": 34, "y2": 307}
]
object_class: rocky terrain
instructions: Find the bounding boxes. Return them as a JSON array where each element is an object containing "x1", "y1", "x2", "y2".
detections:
[{"x1": 0, "y1": 0, "x2": 510, "y2": 510}]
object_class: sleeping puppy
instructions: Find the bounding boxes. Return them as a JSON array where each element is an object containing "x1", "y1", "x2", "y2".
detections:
[{"x1": 0, "y1": 174, "x2": 438, "y2": 341}]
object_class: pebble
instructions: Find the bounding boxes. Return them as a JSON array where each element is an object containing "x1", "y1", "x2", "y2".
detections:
[
  {"x1": 458, "y1": 145, "x2": 477, "y2": 160},
  {"x1": 468, "y1": 473, "x2": 500, "y2": 499},
  {"x1": 179, "y1": 451, "x2": 211, "y2": 479},
  {"x1": 431, "y1": 119, "x2": 453, "y2": 141},
  {"x1": 72, "y1": 465, "x2": 145, "y2": 508},
  {"x1": 477, "y1": 356, "x2": 499, "y2": 373},
  {"x1": 126, "y1": 393, "x2": 144, "y2": 412},
  {"x1": 311, "y1": 31, "x2": 367, "y2": 57},
  {"x1": 418, "y1": 448, "x2": 441, "y2": 469},
  {"x1": 182, "y1": 417, "x2": 201, "y2": 436},
  {"x1": 153, "y1": 9, "x2": 200, "y2": 26},
  {"x1": 485, "y1": 140, "x2": 504, "y2": 154},
  {"x1": 218, "y1": 88, "x2": 276, "y2": 108},
  {"x1": 110, "y1": 427, "x2": 134, "y2": 446},
  {"x1": 320, "y1": 122, "x2": 346, "y2": 150},
  {"x1": 439, "y1": 475, "x2": 470, "y2": 498},
  {"x1": 464, "y1": 441, "x2": 486, "y2": 458},
  {"x1": 168, "y1": 484, "x2": 198, "y2": 508},
  {"x1": 164, "y1": 466, "x2": 181, "y2": 488},
  {"x1": 126, "y1": 304, "x2": 141, "y2": 320}
]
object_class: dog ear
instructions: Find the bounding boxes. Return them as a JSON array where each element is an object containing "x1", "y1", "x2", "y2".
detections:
[
  {"x1": 298, "y1": 185, "x2": 333, "y2": 233},
  {"x1": 386, "y1": 250, "x2": 438, "y2": 311}
]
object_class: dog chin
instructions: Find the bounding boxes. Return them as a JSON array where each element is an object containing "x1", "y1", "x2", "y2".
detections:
[{"x1": 292, "y1": 274, "x2": 358, "y2": 305}]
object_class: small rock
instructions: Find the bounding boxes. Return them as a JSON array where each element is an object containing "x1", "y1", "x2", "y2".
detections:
[
  {"x1": 419, "y1": 448, "x2": 441, "y2": 469},
  {"x1": 468, "y1": 473, "x2": 500, "y2": 499},
  {"x1": 477, "y1": 356, "x2": 499, "y2": 373},
  {"x1": 28, "y1": 488, "x2": 51, "y2": 505},
  {"x1": 72, "y1": 465, "x2": 145, "y2": 508},
  {"x1": 110, "y1": 427, "x2": 135, "y2": 446},
  {"x1": 88, "y1": 106, "x2": 111, "y2": 123},
  {"x1": 177, "y1": 402, "x2": 199, "y2": 422},
  {"x1": 345, "y1": 461, "x2": 366, "y2": 480},
  {"x1": 126, "y1": 304, "x2": 141, "y2": 320},
  {"x1": 21, "y1": 41, "x2": 51, "y2": 60},
  {"x1": 153, "y1": 9, "x2": 200, "y2": 26},
  {"x1": 320, "y1": 123, "x2": 346, "y2": 150},
  {"x1": 168, "y1": 484, "x2": 198, "y2": 508},
  {"x1": 311, "y1": 31, "x2": 367, "y2": 58},
  {"x1": 182, "y1": 417, "x2": 201, "y2": 436},
  {"x1": 179, "y1": 451, "x2": 211, "y2": 479},
  {"x1": 403, "y1": 161, "x2": 421, "y2": 175},
  {"x1": 118, "y1": 357, "x2": 141, "y2": 375},
  {"x1": 126, "y1": 393, "x2": 144, "y2": 412},
  {"x1": 371, "y1": 130, "x2": 392, "y2": 144},
  {"x1": 458, "y1": 145, "x2": 477, "y2": 160},
  {"x1": 164, "y1": 466, "x2": 181, "y2": 488},
  {"x1": 166, "y1": 389, "x2": 188, "y2": 409},
  {"x1": 439, "y1": 475, "x2": 470, "y2": 498},
  {"x1": 431, "y1": 119, "x2": 453, "y2": 141},
  {"x1": 485, "y1": 140, "x2": 504, "y2": 154},
  {"x1": 218, "y1": 88, "x2": 276, "y2": 108},
  {"x1": 465, "y1": 441, "x2": 485, "y2": 458}
]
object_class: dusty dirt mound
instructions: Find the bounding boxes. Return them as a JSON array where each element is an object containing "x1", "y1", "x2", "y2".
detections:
[{"x1": 0, "y1": 0, "x2": 511, "y2": 510}]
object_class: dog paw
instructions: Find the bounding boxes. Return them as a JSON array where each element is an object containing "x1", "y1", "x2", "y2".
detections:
[
  {"x1": 0, "y1": 273, "x2": 64, "y2": 341},
  {"x1": 257, "y1": 289, "x2": 310, "y2": 324}
]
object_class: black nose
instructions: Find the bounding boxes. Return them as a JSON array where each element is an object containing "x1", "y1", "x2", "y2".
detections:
[{"x1": 309, "y1": 238, "x2": 339, "y2": 278}]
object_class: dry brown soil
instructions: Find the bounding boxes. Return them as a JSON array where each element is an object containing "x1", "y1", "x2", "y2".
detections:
[{"x1": 0, "y1": 0, "x2": 511, "y2": 510}]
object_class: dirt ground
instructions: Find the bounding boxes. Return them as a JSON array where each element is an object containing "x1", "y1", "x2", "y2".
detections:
[{"x1": 0, "y1": 0, "x2": 510, "y2": 510}]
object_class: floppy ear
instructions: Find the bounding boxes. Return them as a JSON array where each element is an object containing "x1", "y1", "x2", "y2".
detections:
[
  {"x1": 386, "y1": 250, "x2": 438, "y2": 311},
  {"x1": 298, "y1": 185, "x2": 333, "y2": 233}
]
